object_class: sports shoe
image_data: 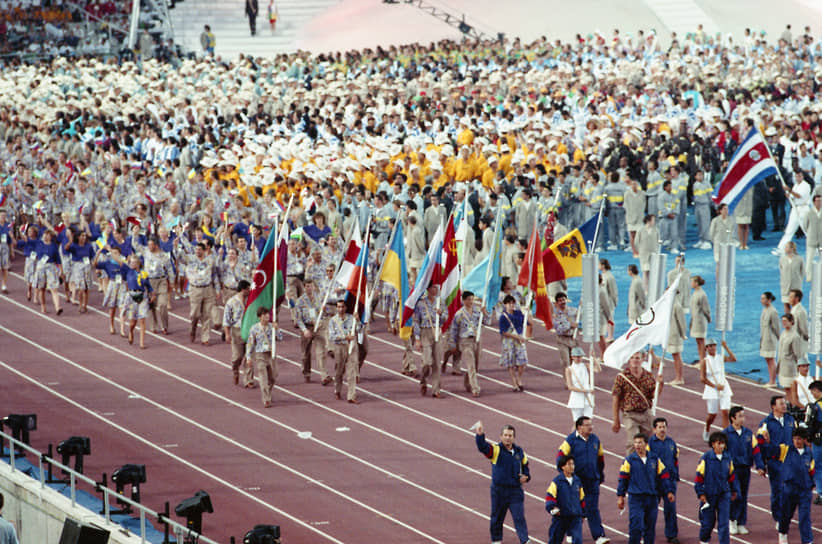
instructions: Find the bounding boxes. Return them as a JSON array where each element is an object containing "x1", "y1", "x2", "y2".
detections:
[
  {"x1": 814, "y1": 495, "x2": 822, "y2": 505},
  {"x1": 770, "y1": 248, "x2": 782, "y2": 256},
  {"x1": 778, "y1": 532, "x2": 788, "y2": 544},
  {"x1": 736, "y1": 525, "x2": 749, "y2": 534},
  {"x1": 728, "y1": 520, "x2": 738, "y2": 534},
  {"x1": 595, "y1": 537, "x2": 611, "y2": 544},
  {"x1": 702, "y1": 430, "x2": 710, "y2": 442}
]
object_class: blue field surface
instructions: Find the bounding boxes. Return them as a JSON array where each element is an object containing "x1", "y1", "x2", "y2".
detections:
[{"x1": 561, "y1": 206, "x2": 816, "y2": 382}]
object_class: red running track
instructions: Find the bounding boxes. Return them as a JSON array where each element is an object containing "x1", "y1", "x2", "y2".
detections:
[{"x1": 0, "y1": 258, "x2": 813, "y2": 543}]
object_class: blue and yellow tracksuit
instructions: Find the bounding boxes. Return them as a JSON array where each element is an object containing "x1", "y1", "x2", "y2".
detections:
[
  {"x1": 694, "y1": 450, "x2": 740, "y2": 544},
  {"x1": 557, "y1": 432, "x2": 606, "y2": 541},
  {"x1": 777, "y1": 444, "x2": 816, "y2": 543},
  {"x1": 617, "y1": 451, "x2": 673, "y2": 544},
  {"x1": 648, "y1": 435, "x2": 680, "y2": 541},
  {"x1": 476, "y1": 433, "x2": 531, "y2": 544},
  {"x1": 756, "y1": 413, "x2": 796, "y2": 521},
  {"x1": 724, "y1": 425, "x2": 765, "y2": 527},
  {"x1": 545, "y1": 473, "x2": 585, "y2": 544}
]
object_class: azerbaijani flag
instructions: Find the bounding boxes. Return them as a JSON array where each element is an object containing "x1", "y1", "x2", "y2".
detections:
[
  {"x1": 379, "y1": 221, "x2": 411, "y2": 339},
  {"x1": 543, "y1": 215, "x2": 598, "y2": 283},
  {"x1": 518, "y1": 221, "x2": 553, "y2": 329},
  {"x1": 241, "y1": 223, "x2": 287, "y2": 340},
  {"x1": 436, "y1": 217, "x2": 461, "y2": 331}
]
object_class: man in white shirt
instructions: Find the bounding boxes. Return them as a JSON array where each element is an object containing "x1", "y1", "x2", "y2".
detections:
[{"x1": 775, "y1": 170, "x2": 811, "y2": 254}]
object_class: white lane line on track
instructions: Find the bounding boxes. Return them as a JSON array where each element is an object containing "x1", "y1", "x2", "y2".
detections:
[
  {"x1": 0, "y1": 359, "x2": 345, "y2": 544},
  {"x1": 4, "y1": 263, "x2": 775, "y2": 416},
  {"x1": 1, "y1": 294, "x2": 751, "y2": 543},
  {"x1": 1, "y1": 284, "x2": 767, "y2": 540},
  {"x1": 0, "y1": 309, "x2": 527, "y2": 544},
  {"x1": 0, "y1": 280, "x2": 779, "y2": 539}
]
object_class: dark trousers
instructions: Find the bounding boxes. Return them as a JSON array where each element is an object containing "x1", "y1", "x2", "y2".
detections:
[
  {"x1": 767, "y1": 461, "x2": 783, "y2": 522},
  {"x1": 549, "y1": 515, "x2": 582, "y2": 544},
  {"x1": 730, "y1": 465, "x2": 751, "y2": 526},
  {"x1": 699, "y1": 492, "x2": 730, "y2": 544},
  {"x1": 581, "y1": 479, "x2": 605, "y2": 539},
  {"x1": 778, "y1": 486, "x2": 812, "y2": 543},
  {"x1": 770, "y1": 200, "x2": 786, "y2": 230},
  {"x1": 752, "y1": 204, "x2": 768, "y2": 238},
  {"x1": 628, "y1": 494, "x2": 658, "y2": 544},
  {"x1": 247, "y1": 14, "x2": 257, "y2": 35},
  {"x1": 659, "y1": 480, "x2": 678, "y2": 539},
  {"x1": 490, "y1": 485, "x2": 528, "y2": 544}
]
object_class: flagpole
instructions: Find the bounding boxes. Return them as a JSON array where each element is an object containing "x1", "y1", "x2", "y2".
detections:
[
  {"x1": 349, "y1": 216, "x2": 372, "y2": 355},
  {"x1": 269, "y1": 195, "x2": 294, "y2": 359},
  {"x1": 758, "y1": 127, "x2": 797, "y2": 213},
  {"x1": 314, "y1": 215, "x2": 359, "y2": 334},
  {"x1": 521, "y1": 220, "x2": 538, "y2": 334},
  {"x1": 591, "y1": 205, "x2": 605, "y2": 251},
  {"x1": 476, "y1": 211, "x2": 502, "y2": 346},
  {"x1": 367, "y1": 217, "x2": 400, "y2": 325},
  {"x1": 436, "y1": 209, "x2": 456, "y2": 338},
  {"x1": 434, "y1": 214, "x2": 445, "y2": 342},
  {"x1": 271, "y1": 221, "x2": 279, "y2": 359},
  {"x1": 651, "y1": 351, "x2": 665, "y2": 416}
]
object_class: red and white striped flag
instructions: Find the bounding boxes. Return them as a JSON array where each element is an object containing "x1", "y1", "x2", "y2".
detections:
[
  {"x1": 712, "y1": 128, "x2": 779, "y2": 213},
  {"x1": 334, "y1": 216, "x2": 362, "y2": 289}
]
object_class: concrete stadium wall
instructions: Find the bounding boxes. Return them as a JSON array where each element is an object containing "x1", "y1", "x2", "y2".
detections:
[{"x1": 0, "y1": 461, "x2": 143, "y2": 544}]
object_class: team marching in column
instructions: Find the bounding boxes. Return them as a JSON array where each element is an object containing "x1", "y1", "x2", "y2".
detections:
[{"x1": 3, "y1": 197, "x2": 822, "y2": 544}]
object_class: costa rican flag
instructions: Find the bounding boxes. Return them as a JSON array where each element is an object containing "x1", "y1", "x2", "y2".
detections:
[{"x1": 712, "y1": 128, "x2": 779, "y2": 214}]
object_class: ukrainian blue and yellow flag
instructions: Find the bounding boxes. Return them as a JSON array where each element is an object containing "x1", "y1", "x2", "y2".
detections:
[
  {"x1": 543, "y1": 215, "x2": 598, "y2": 283},
  {"x1": 380, "y1": 221, "x2": 411, "y2": 340}
]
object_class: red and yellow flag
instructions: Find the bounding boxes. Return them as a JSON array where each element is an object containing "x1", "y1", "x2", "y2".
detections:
[{"x1": 518, "y1": 222, "x2": 553, "y2": 329}]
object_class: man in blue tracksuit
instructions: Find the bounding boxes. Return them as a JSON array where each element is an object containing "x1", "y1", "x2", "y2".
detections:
[
  {"x1": 756, "y1": 395, "x2": 796, "y2": 522},
  {"x1": 648, "y1": 417, "x2": 679, "y2": 544},
  {"x1": 724, "y1": 405, "x2": 766, "y2": 535},
  {"x1": 777, "y1": 428, "x2": 816, "y2": 544},
  {"x1": 617, "y1": 433, "x2": 675, "y2": 544},
  {"x1": 546, "y1": 455, "x2": 585, "y2": 544},
  {"x1": 694, "y1": 431, "x2": 740, "y2": 544},
  {"x1": 475, "y1": 421, "x2": 531, "y2": 544},
  {"x1": 556, "y1": 416, "x2": 610, "y2": 544}
]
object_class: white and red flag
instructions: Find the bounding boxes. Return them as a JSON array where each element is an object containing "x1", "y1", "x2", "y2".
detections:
[{"x1": 712, "y1": 128, "x2": 779, "y2": 213}]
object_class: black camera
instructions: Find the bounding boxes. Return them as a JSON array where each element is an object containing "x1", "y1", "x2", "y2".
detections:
[{"x1": 244, "y1": 524, "x2": 281, "y2": 544}]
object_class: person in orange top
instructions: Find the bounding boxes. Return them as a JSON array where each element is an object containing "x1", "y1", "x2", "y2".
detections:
[
  {"x1": 456, "y1": 118, "x2": 474, "y2": 146},
  {"x1": 454, "y1": 146, "x2": 476, "y2": 182}
]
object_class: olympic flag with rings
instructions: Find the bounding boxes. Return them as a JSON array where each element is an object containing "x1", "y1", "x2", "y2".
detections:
[{"x1": 602, "y1": 273, "x2": 680, "y2": 369}]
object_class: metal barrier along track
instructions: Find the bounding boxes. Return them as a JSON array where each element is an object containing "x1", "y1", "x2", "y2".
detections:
[{"x1": 0, "y1": 430, "x2": 220, "y2": 544}]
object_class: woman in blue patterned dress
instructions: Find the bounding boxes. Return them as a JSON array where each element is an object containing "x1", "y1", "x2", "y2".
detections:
[
  {"x1": 64, "y1": 229, "x2": 96, "y2": 313},
  {"x1": 499, "y1": 294, "x2": 528, "y2": 392}
]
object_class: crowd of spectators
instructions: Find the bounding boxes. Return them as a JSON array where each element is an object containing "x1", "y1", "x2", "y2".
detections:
[
  {"x1": 0, "y1": 25, "x2": 821, "y2": 338},
  {"x1": 0, "y1": 0, "x2": 161, "y2": 59}
]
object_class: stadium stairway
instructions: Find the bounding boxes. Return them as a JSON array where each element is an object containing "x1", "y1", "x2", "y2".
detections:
[
  {"x1": 642, "y1": 0, "x2": 718, "y2": 37},
  {"x1": 169, "y1": 0, "x2": 340, "y2": 58}
]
